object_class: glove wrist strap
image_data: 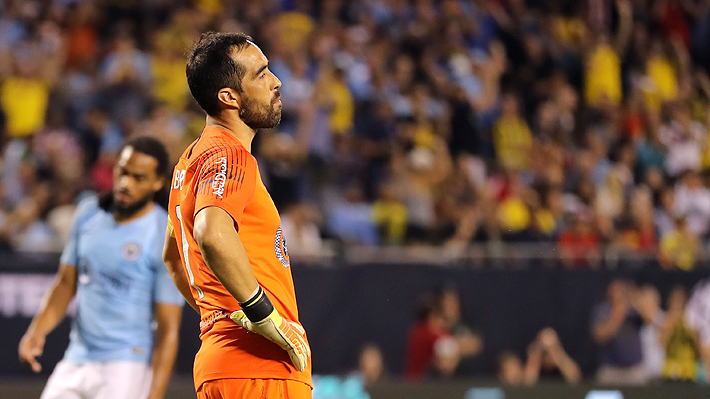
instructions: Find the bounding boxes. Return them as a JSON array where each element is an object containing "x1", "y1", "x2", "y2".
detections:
[{"x1": 238, "y1": 286, "x2": 274, "y2": 322}]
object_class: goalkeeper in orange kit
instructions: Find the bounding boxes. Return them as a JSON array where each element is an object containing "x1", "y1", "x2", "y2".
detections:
[{"x1": 161, "y1": 32, "x2": 311, "y2": 398}]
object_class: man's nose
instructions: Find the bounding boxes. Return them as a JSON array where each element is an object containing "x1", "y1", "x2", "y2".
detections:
[{"x1": 117, "y1": 175, "x2": 131, "y2": 189}]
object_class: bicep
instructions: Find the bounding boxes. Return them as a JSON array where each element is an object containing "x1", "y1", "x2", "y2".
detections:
[{"x1": 194, "y1": 206, "x2": 241, "y2": 247}]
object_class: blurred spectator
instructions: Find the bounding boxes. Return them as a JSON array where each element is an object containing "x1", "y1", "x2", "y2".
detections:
[
  {"x1": 558, "y1": 212, "x2": 600, "y2": 268},
  {"x1": 495, "y1": 172, "x2": 532, "y2": 242},
  {"x1": 64, "y1": 2, "x2": 99, "y2": 70},
  {"x1": 654, "y1": 186, "x2": 676, "y2": 239},
  {"x1": 492, "y1": 94, "x2": 533, "y2": 172},
  {"x1": 358, "y1": 343, "x2": 386, "y2": 386},
  {"x1": 659, "y1": 104, "x2": 704, "y2": 178},
  {"x1": 327, "y1": 184, "x2": 378, "y2": 246},
  {"x1": 615, "y1": 188, "x2": 657, "y2": 254},
  {"x1": 327, "y1": 68, "x2": 355, "y2": 136},
  {"x1": 150, "y1": 29, "x2": 191, "y2": 112},
  {"x1": 660, "y1": 286, "x2": 700, "y2": 382},
  {"x1": 100, "y1": 25, "x2": 152, "y2": 123},
  {"x1": 659, "y1": 216, "x2": 699, "y2": 271},
  {"x1": 82, "y1": 107, "x2": 123, "y2": 192},
  {"x1": 524, "y1": 328, "x2": 581, "y2": 384},
  {"x1": 592, "y1": 279, "x2": 646, "y2": 385},
  {"x1": 438, "y1": 158, "x2": 481, "y2": 251},
  {"x1": 304, "y1": 343, "x2": 384, "y2": 399},
  {"x1": 281, "y1": 203, "x2": 323, "y2": 257},
  {"x1": 673, "y1": 170, "x2": 710, "y2": 237},
  {"x1": 437, "y1": 286, "x2": 483, "y2": 376},
  {"x1": 685, "y1": 279, "x2": 710, "y2": 382},
  {"x1": 583, "y1": 0, "x2": 632, "y2": 108},
  {"x1": 1, "y1": 42, "x2": 52, "y2": 138},
  {"x1": 635, "y1": 285, "x2": 666, "y2": 381},
  {"x1": 371, "y1": 182, "x2": 407, "y2": 245},
  {"x1": 404, "y1": 293, "x2": 450, "y2": 381}
]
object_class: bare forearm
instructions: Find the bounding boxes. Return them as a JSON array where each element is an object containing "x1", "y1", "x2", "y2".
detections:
[
  {"x1": 199, "y1": 229, "x2": 258, "y2": 303},
  {"x1": 551, "y1": 349, "x2": 581, "y2": 384},
  {"x1": 147, "y1": 329, "x2": 179, "y2": 399},
  {"x1": 593, "y1": 323, "x2": 618, "y2": 344},
  {"x1": 28, "y1": 266, "x2": 76, "y2": 337},
  {"x1": 593, "y1": 314, "x2": 625, "y2": 344},
  {"x1": 524, "y1": 352, "x2": 542, "y2": 385}
]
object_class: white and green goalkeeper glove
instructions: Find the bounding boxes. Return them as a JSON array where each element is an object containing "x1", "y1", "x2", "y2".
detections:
[{"x1": 230, "y1": 286, "x2": 310, "y2": 372}]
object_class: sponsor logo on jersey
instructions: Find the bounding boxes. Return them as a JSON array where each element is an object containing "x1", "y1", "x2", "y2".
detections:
[{"x1": 212, "y1": 157, "x2": 228, "y2": 199}]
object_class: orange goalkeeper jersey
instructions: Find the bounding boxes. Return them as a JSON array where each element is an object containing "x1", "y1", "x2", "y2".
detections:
[{"x1": 167, "y1": 126, "x2": 311, "y2": 390}]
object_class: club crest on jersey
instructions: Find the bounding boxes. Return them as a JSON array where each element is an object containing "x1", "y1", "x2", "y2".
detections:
[
  {"x1": 274, "y1": 223, "x2": 290, "y2": 267},
  {"x1": 121, "y1": 242, "x2": 141, "y2": 261},
  {"x1": 212, "y1": 156, "x2": 228, "y2": 199}
]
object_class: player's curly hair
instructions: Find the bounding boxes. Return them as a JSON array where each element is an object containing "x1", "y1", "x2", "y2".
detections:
[
  {"x1": 124, "y1": 136, "x2": 170, "y2": 178},
  {"x1": 186, "y1": 31, "x2": 253, "y2": 116},
  {"x1": 98, "y1": 136, "x2": 171, "y2": 211}
]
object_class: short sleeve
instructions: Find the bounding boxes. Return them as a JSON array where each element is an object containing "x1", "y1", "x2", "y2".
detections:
[
  {"x1": 154, "y1": 258, "x2": 185, "y2": 306},
  {"x1": 194, "y1": 145, "x2": 257, "y2": 229},
  {"x1": 60, "y1": 196, "x2": 98, "y2": 267}
]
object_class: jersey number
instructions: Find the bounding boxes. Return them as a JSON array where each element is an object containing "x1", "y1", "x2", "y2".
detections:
[{"x1": 175, "y1": 205, "x2": 204, "y2": 299}]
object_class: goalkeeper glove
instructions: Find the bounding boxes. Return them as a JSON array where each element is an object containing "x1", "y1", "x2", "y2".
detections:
[{"x1": 230, "y1": 286, "x2": 310, "y2": 372}]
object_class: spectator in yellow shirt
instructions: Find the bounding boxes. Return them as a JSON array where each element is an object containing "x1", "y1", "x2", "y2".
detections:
[
  {"x1": 151, "y1": 30, "x2": 191, "y2": 112},
  {"x1": 1, "y1": 51, "x2": 50, "y2": 138},
  {"x1": 659, "y1": 217, "x2": 699, "y2": 271},
  {"x1": 493, "y1": 94, "x2": 533, "y2": 171},
  {"x1": 585, "y1": 38, "x2": 622, "y2": 107},
  {"x1": 643, "y1": 40, "x2": 678, "y2": 113},
  {"x1": 372, "y1": 183, "x2": 408, "y2": 245}
]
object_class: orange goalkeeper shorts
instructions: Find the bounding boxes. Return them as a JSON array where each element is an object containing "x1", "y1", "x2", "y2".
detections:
[{"x1": 196, "y1": 378, "x2": 312, "y2": 399}]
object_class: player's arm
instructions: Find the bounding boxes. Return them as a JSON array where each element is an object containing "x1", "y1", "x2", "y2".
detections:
[
  {"x1": 194, "y1": 206, "x2": 310, "y2": 371},
  {"x1": 18, "y1": 263, "x2": 77, "y2": 372},
  {"x1": 162, "y1": 223, "x2": 198, "y2": 313},
  {"x1": 147, "y1": 302, "x2": 182, "y2": 399},
  {"x1": 193, "y1": 207, "x2": 258, "y2": 302}
]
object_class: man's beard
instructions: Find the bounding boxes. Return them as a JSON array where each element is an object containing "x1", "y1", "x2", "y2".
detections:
[
  {"x1": 239, "y1": 93, "x2": 281, "y2": 130},
  {"x1": 113, "y1": 191, "x2": 154, "y2": 218}
]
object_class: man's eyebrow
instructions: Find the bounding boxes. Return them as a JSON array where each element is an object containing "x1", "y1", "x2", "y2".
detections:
[{"x1": 254, "y1": 63, "x2": 268, "y2": 77}]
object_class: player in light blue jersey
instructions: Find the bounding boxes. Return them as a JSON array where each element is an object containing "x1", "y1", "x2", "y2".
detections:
[{"x1": 19, "y1": 137, "x2": 185, "y2": 399}]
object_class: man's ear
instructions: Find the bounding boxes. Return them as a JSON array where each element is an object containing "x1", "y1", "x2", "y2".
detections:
[
  {"x1": 153, "y1": 176, "x2": 166, "y2": 193},
  {"x1": 217, "y1": 88, "x2": 241, "y2": 111}
]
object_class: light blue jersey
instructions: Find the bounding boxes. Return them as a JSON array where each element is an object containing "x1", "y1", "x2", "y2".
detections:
[{"x1": 59, "y1": 196, "x2": 184, "y2": 365}]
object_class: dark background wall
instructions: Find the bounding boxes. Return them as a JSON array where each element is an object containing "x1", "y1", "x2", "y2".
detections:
[{"x1": 2, "y1": 256, "x2": 709, "y2": 380}]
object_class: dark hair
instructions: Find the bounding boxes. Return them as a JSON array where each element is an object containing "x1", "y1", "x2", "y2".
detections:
[
  {"x1": 124, "y1": 136, "x2": 170, "y2": 178},
  {"x1": 186, "y1": 31, "x2": 253, "y2": 116},
  {"x1": 414, "y1": 292, "x2": 442, "y2": 322}
]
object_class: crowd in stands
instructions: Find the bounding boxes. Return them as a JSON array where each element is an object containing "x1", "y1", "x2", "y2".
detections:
[
  {"x1": 3, "y1": 0, "x2": 710, "y2": 270},
  {"x1": 404, "y1": 279, "x2": 710, "y2": 384}
]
